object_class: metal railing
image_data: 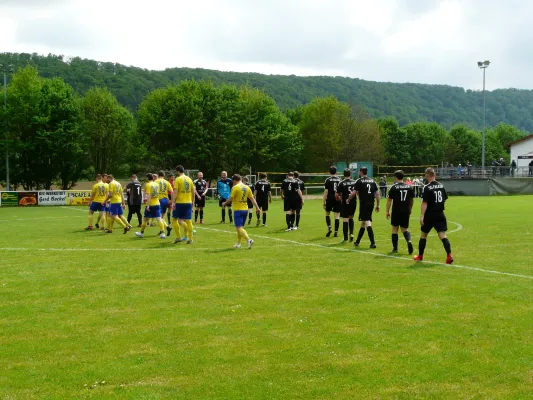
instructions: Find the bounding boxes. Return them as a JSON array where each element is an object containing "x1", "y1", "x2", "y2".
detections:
[{"x1": 437, "y1": 166, "x2": 533, "y2": 179}]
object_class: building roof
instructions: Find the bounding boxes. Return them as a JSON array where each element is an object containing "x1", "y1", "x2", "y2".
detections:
[{"x1": 509, "y1": 134, "x2": 533, "y2": 147}]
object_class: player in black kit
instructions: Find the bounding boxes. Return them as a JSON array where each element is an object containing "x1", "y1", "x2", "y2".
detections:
[
  {"x1": 414, "y1": 168, "x2": 454, "y2": 264},
  {"x1": 323, "y1": 166, "x2": 341, "y2": 237},
  {"x1": 281, "y1": 172, "x2": 304, "y2": 231},
  {"x1": 242, "y1": 177, "x2": 255, "y2": 225},
  {"x1": 336, "y1": 168, "x2": 357, "y2": 243},
  {"x1": 293, "y1": 171, "x2": 305, "y2": 229},
  {"x1": 348, "y1": 167, "x2": 380, "y2": 248},
  {"x1": 254, "y1": 173, "x2": 272, "y2": 227},
  {"x1": 386, "y1": 170, "x2": 414, "y2": 254},
  {"x1": 194, "y1": 171, "x2": 208, "y2": 224}
]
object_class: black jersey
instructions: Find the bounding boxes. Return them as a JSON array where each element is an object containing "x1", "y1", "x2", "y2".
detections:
[
  {"x1": 324, "y1": 176, "x2": 341, "y2": 202},
  {"x1": 388, "y1": 182, "x2": 414, "y2": 213},
  {"x1": 296, "y1": 178, "x2": 305, "y2": 192},
  {"x1": 194, "y1": 179, "x2": 208, "y2": 198},
  {"x1": 281, "y1": 178, "x2": 300, "y2": 199},
  {"x1": 422, "y1": 180, "x2": 448, "y2": 213},
  {"x1": 126, "y1": 180, "x2": 143, "y2": 205},
  {"x1": 254, "y1": 179, "x2": 271, "y2": 200},
  {"x1": 355, "y1": 177, "x2": 379, "y2": 204},
  {"x1": 337, "y1": 178, "x2": 356, "y2": 202}
]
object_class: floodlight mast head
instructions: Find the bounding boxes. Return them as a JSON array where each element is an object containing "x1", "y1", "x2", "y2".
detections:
[{"x1": 478, "y1": 60, "x2": 490, "y2": 69}]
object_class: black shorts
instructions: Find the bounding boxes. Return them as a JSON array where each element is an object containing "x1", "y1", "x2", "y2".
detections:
[
  {"x1": 284, "y1": 197, "x2": 300, "y2": 212},
  {"x1": 391, "y1": 211, "x2": 410, "y2": 228},
  {"x1": 340, "y1": 201, "x2": 356, "y2": 219},
  {"x1": 195, "y1": 197, "x2": 206, "y2": 208},
  {"x1": 421, "y1": 212, "x2": 447, "y2": 233},
  {"x1": 257, "y1": 197, "x2": 269, "y2": 211},
  {"x1": 325, "y1": 199, "x2": 341, "y2": 213},
  {"x1": 219, "y1": 198, "x2": 230, "y2": 207},
  {"x1": 358, "y1": 203, "x2": 374, "y2": 222}
]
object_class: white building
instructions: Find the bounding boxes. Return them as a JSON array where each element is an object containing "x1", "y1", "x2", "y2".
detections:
[{"x1": 509, "y1": 135, "x2": 533, "y2": 169}]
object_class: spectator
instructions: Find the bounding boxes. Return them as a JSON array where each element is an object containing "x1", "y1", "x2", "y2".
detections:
[
  {"x1": 511, "y1": 159, "x2": 517, "y2": 177},
  {"x1": 499, "y1": 158, "x2": 505, "y2": 176},
  {"x1": 457, "y1": 164, "x2": 463, "y2": 178},
  {"x1": 466, "y1": 161, "x2": 472, "y2": 177},
  {"x1": 529, "y1": 160, "x2": 533, "y2": 177},
  {"x1": 406, "y1": 177, "x2": 412, "y2": 186},
  {"x1": 379, "y1": 176, "x2": 387, "y2": 197}
]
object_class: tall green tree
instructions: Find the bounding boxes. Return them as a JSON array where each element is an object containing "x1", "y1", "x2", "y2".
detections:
[
  {"x1": 2, "y1": 66, "x2": 84, "y2": 189},
  {"x1": 81, "y1": 87, "x2": 136, "y2": 174}
]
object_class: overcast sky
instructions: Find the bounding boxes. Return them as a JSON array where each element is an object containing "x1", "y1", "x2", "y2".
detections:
[{"x1": 0, "y1": 0, "x2": 530, "y2": 90}]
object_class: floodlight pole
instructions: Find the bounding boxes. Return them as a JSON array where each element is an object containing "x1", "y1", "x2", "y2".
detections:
[{"x1": 478, "y1": 61, "x2": 490, "y2": 177}]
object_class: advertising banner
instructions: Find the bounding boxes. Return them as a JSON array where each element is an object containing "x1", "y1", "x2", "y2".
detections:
[
  {"x1": 18, "y1": 192, "x2": 39, "y2": 206},
  {"x1": 38, "y1": 191, "x2": 67, "y2": 206},
  {"x1": 1, "y1": 192, "x2": 20, "y2": 207},
  {"x1": 66, "y1": 190, "x2": 92, "y2": 206}
]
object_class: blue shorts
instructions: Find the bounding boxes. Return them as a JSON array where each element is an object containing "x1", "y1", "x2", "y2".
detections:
[
  {"x1": 144, "y1": 205, "x2": 161, "y2": 219},
  {"x1": 105, "y1": 204, "x2": 110, "y2": 213},
  {"x1": 109, "y1": 203, "x2": 124, "y2": 216},
  {"x1": 172, "y1": 203, "x2": 192, "y2": 220},
  {"x1": 234, "y1": 210, "x2": 248, "y2": 228},
  {"x1": 89, "y1": 201, "x2": 104, "y2": 212},
  {"x1": 159, "y1": 198, "x2": 169, "y2": 215}
]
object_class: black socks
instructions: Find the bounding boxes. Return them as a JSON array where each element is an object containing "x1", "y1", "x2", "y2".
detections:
[
  {"x1": 403, "y1": 231, "x2": 411, "y2": 242},
  {"x1": 326, "y1": 216, "x2": 331, "y2": 230},
  {"x1": 343, "y1": 221, "x2": 349, "y2": 241},
  {"x1": 195, "y1": 210, "x2": 199, "y2": 221},
  {"x1": 367, "y1": 226, "x2": 375, "y2": 244},
  {"x1": 228, "y1": 209, "x2": 233, "y2": 223},
  {"x1": 348, "y1": 219, "x2": 354, "y2": 235},
  {"x1": 392, "y1": 233, "x2": 399, "y2": 250},
  {"x1": 441, "y1": 238, "x2": 452, "y2": 255},
  {"x1": 419, "y1": 238, "x2": 427, "y2": 256},
  {"x1": 221, "y1": 209, "x2": 226, "y2": 222},
  {"x1": 286, "y1": 214, "x2": 292, "y2": 229},
  {"x1": 334, "y1": 219, "x2": 340, "y2": 233},
  {"x1": 200, "y1": 210, "x2": 204, "y2": 221},
  {"x1": 356, "y1": 228, "x2": 365, "y2": 243},
  {"x1": 263, "y1": 213, "x2": 267, "y2": 225},
  {"x1": 296, "y1": 210, "x2": 300, "y2": 227}
]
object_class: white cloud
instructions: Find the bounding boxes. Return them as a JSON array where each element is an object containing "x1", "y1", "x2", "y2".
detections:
[{"x1": 1, "y1": 0, "x2": 533, "y2": 90}]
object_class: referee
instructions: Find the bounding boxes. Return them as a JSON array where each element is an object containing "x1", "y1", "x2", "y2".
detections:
[{"x1": 126, "y1": 174, "x2": 143, "y2": 227}]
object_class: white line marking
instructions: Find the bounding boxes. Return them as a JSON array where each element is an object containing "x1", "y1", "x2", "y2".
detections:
[
  {"x1": 196, "y1": 226, "x2": 533, "y2": 281},
  {"x1": 0, "y1": 216, "x2": 73, "y2": 222}
]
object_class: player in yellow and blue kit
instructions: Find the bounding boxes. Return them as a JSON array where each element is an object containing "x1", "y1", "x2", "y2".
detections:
[
  {"x1": 223, "y1": 174, "x2": 259, "y2": 249},
  {"x1": 136, "y1": 173, "x2": 167, "y2": 238},
  {"x1": 104, "y1": 174, "x2": 130, "y2": 234},
  {"x1": 171, "y1": 165, "x2": 195, "y2": 244},
  {"x1": 86, "y1": 174, "x2": 108, "y2": 231},
  {"x1": 156, "y1": 171, "x2": 173, "y2": 236}
]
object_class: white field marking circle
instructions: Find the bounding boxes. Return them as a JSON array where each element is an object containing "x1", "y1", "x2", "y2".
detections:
[{"x1": 195, "y1": 226, "x2": 533, "y2": 281}]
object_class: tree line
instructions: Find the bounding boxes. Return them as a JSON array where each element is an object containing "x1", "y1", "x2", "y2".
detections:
[
  {"x1": 0, "y1": 66, "x2": 527, "y2": 190},
  {"x1": 3, "y1": 52, "x2": 533, "y2": 131}
]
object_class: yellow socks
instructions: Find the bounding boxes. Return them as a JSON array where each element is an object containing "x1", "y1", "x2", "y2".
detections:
[
  {"x1": 172, "y1": 219, "x2": 181, "y2": 237},
  {"x1": 186, "y1": 220, "x2": 194, "y2": 240},
  {"x1": 115, "y1": 217, "x2": 126, "y2": 229},
  {"x1": 119, "y1": 215, "x2": 129, "y2": 227},
  {"x1": 158, "y1": 219, "x2": 165, "y2": 232},
  {"x1": 88, "y1": 214, "x2": 94, "y2": 227},
  {"x1": 236, "y1": 229, "x2": 242, "y2": 244}
]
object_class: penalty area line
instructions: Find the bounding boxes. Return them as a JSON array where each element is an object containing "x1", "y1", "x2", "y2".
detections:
[{"x1": 196, "y1": 226, "x2": 533, "y2": 281}]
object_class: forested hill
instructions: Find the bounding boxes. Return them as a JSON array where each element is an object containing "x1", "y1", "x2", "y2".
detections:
[{"x1": 2, "y1": 52, "x2": 533, "y2": 131}]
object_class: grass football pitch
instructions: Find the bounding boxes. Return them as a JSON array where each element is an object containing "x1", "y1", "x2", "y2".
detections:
[{"x1": 1, "y1": 196, "x2": 533, "y2": 399}]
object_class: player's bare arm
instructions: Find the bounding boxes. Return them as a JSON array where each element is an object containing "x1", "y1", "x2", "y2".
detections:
[
  {"x1": 409, "y1": 197, "x2": 414, "y2": 214},
  {"x1": 420, "y1": 202, "x2": 428, "y2": 225},
  {"x1": 298, "y1": 189, "x2": 305, "y2": 206},
  {"x1": 375, "y1": 192, "x2": 381, "y2": 212},
  {"x1": 385, "y1": 198, "x2": 392, "y2": 219},
  {"x1": 323, "y1": 189, "x2": 328, "y2": 209}
]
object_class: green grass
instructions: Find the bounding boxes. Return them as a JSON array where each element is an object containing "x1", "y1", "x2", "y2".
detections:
[{"x1": 1, "y1": 197, "x2": 533, "y2": 399}]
